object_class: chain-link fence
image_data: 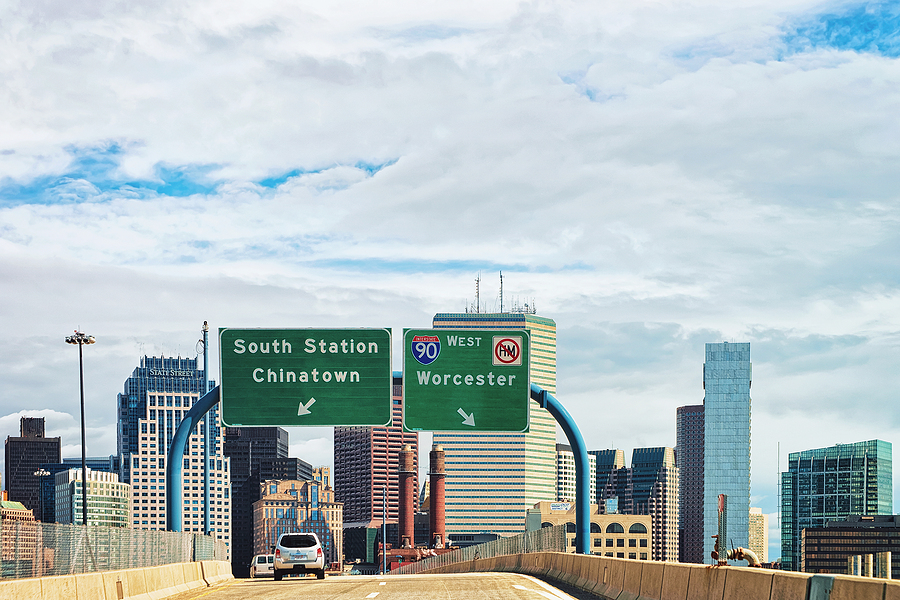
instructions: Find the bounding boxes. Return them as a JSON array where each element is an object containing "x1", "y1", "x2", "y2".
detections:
[
  {"x1": 392, "y1": 525, "x2": 567, "y2": 575},
  {"x1": 0, "y1": 520, "x2": 227, "y2": 580}
]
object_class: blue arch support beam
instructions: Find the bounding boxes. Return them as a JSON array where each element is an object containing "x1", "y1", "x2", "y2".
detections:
[
  {"x1": 531, "y1": 384, "x2": 591, "y2": 555},
  {"x1": 167, "y1": 385, "x2": 221, "y2": 532}
]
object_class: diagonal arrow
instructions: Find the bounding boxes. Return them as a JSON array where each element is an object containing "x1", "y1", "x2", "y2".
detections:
[
  {"x1": 457, "y1": 408, "x2": 475, "y2": 427},
  {"x1": 298, "y1": 397, "x2": 316, "y2": 416}
]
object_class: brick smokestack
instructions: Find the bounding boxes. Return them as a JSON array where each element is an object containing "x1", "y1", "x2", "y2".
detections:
[
  {"x1": 429, "y1": 444, "x2": 446, "y2": 548},
  {"x1": 399, "y1": 444, "x2": 415, "y2": 548}
]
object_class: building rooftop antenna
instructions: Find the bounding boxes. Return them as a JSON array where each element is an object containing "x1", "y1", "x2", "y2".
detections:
[
  {"x1": 500, "y1": 271, "x2": 504, "y2": 313},
  {"x1": 475, "y1": 272, "x2": 481, "y2": 314}
]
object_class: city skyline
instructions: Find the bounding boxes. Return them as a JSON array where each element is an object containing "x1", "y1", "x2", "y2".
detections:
[
  {"x1": 4, "y1": 328, "x2": 890, "y2": 555},
  {"x1": 3, "y1": 0, "x2": 900, "y2": 565}
]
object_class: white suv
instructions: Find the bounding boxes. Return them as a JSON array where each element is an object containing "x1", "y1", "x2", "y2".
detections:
[{"x1": 273, "y1": 532, "x2": 325, "y2": 580}]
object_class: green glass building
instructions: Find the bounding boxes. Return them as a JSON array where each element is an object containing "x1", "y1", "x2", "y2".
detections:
[{"x1": 780, "y1": 440, "x2": 892, "y2": 571}]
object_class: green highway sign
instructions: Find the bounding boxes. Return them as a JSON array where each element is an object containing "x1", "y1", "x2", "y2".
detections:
[
  {"x1": 219, "y1": 328, "x2": 392, "y2": 427},
  {"x1": 403, "y1": 329, "x2": 530, "y2": 432}
]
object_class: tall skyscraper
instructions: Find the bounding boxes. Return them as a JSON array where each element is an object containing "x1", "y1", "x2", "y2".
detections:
[
  {"x1": 334, "y1": 374, "x2": 418, "y2": 525},
  {"x1": 631, "y1": 447, "x2": 679, "y2": 562},
  {"x1": 780, "y1": 440, "x2": 892, "y2": 571},
  {"x1": 557, "y1": 444, "x2": 596, "y2": 504},
  {"x1": 224, "y1": 426, "x2": 290, "y2": 576},
  {"x1": 117, "y1": 356, "x2": 211, "y2": 483},
  {"x1": 748, "y1": 507, "x2": 768, "y2": 563},
  {"x1": 596, "y1": 447, "x2": 680, "y2": 561},
  {"x1": 116, "y1": 356, "x2": 231, "y2": 551},
  {"x1": 589, "y1": 449, "x2": 626, "y2": 502},
  {"x1": 4, "y1": 417, "x2": 61, "y2": 521},
  {"x1": 432, "y1": 311, "x2": 557, "y2": 537},
  {"x1": 675, "y1": 404, "x2": 704, "y2": 563},
  {"x1": 702, "y1": 342, "x2": 751, "y2": 564}
]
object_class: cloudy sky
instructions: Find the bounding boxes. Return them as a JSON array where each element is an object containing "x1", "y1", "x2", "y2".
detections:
[{"x1": 2, "y1": 0, "x2": 900, "y2": 559}]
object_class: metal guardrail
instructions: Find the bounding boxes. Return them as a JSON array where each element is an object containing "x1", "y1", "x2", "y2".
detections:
[
  {"x1": 392, "y1": 525, "x2": 567, "y2": 575},
  {"x1": 0, "y1": 520, "x2": 227, "y2": 580}
]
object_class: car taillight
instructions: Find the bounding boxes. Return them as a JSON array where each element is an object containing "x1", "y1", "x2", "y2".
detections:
[
  {"x1": 275, "y1": 549, "x2": 281, "y2": 559},
  {"x1": 317, "y1": 548, "x2": 323, "y2": 557}
]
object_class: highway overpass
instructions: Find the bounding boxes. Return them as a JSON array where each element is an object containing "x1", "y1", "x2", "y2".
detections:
[{"x1": 4, "y1": 552, "x2": 900, "y2": 600}]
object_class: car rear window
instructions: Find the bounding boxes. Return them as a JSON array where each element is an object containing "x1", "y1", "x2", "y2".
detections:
[
  {"x1": 280, "y1": 534, "x2": 317, "y2": 548},
  {"x1": 267, "y1": 555, "x2": 274, "y2": 563}
]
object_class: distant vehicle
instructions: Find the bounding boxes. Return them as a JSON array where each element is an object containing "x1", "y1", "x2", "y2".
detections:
[
  {"x1": 250, "y1": 554, "x2": 274, "y2": 578},
  {"x1": 273, "y1": 532, "x2": 325, "y2": 581}
]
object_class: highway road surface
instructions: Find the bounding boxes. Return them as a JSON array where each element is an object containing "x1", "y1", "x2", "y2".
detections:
[{"x1": 162, "y1": 572, "x2": 586, "y2": 600}]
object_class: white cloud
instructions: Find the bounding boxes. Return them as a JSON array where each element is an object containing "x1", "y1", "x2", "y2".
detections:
[{"x1": 2, "y1": 1, "x2": 899, "y2": 561}]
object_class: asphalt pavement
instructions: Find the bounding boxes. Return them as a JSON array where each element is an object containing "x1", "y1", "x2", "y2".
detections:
[{"x1": 160, "y1": 572, "x2": 593, "y2": 600}]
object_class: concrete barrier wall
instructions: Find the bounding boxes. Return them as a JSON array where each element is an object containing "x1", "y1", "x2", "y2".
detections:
[
  {"x1": 0, "y1": 560, "x2": 232, "y2": 600},
  {"x1": 417, "y1": 551, "x2": 900, "y2": 600}
]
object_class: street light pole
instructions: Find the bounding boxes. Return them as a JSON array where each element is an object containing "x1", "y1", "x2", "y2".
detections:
[
  {"x1": 66, "y1": 330, "x2": 95, "y2": 528},
  {"x1": 382, "y1": 484, "x2": 387, "y2": 575}
]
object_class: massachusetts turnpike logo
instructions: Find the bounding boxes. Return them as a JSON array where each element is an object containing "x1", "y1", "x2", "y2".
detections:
[{"x1": 411, "y1": 335, "x2": 441, "y2": 365}]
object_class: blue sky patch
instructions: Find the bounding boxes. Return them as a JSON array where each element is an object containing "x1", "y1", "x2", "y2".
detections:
[
  {"x1": 307, "y1": 258, "x2": 592, "y2": 275},
  {"x1": 255, "y1": 159, "x2": 398, "y2": 189},
  {"x1": 0, "y1": 142, "x2": 222, "y2": 206},
  {"x1": 782, "y1": 1, "x2": 900, "y2": 58},
  {"x1": 559, "y1": 70, "x2": 626, "y2": 103},
  {"x1": 386, "y1": 24, "x2": 471, "y2": 42},
  {"x1": 0, "y1": 142, "x2": 399, "y2": 205},
  {"x1": 257, "y1": 168, "x2": 319, "y2": 189}
]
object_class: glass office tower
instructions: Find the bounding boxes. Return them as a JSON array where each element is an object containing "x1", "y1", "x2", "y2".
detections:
[
  {"x1": 780, "y1": 440, "x2": 892, "y2": 571},
  {"x1": 702, "y1": 342, "x2": 751, "y2": 564}
]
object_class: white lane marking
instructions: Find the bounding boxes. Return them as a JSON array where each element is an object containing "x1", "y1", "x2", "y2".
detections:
[
  {"x1": 379, "y1": 582, "x2": 386, "y2": 585},
  {"x1": 366, "y1": 593, "x2": 380, "y2": 599},
  {"x1": 512, "y1": 583, "x2": 574, "y2": 600}
]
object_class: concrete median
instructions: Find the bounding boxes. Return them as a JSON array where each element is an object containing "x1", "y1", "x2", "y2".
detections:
[
  {"x1": 412, "y1": 548, "x2": 900, "y2": 600},
  {"x1": 573, "y1": 554, "x2": 600, "y2": 591},
  {"x1": 73, "y1": 572, "x2": 106, "y2": 600},
  {"x1": 685, "y1": 563, "x2": 727, "y2": 600},
  {"x1": 200, "y1": 560, "x2": 233, "y2": 587},
  {"x1": 591, "y1": 556, "x2": 627, "y2": 599},
  {"x1": 659, "y1": 562, "x2": 690, "y2": 600},
  {"x1": 769, "y1": 570, "x2": 810, "y2": 600},
  {"x1": 181, "y1": 562, "x2": 205, "y2": 591},
  {"x1": 125, "y1": 567, "x2": 151, "y2": 600},
  {"x1": 37, "y1": 574, "x2": 77, "y2": 600},
  {"x1": 0, "y1": 576, "x2": 43, "y2": 600},
  {"x1": 828, "y1": 574, "x2": 885, "y2": 600},
  {"x1": 545, "y1": 552, "x2": 566, "y2": 582},
  {"x1": 638, "y1": 560, "x2": 665, "y2": 600},
  {"x1": 722, "y1": 566, "x2": 774, "y2": 600},
  {"x1": 618, "y1": 558, "x2": 644, "y2": 600}
]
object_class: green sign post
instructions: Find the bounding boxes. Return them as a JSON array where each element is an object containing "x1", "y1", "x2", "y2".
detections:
[
  {"x1": 219, "y1": 328, "x2": 392, "y2": 427},
  {"x1": 403, "y1": 329, "x2": 530, "y2": 432}
]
